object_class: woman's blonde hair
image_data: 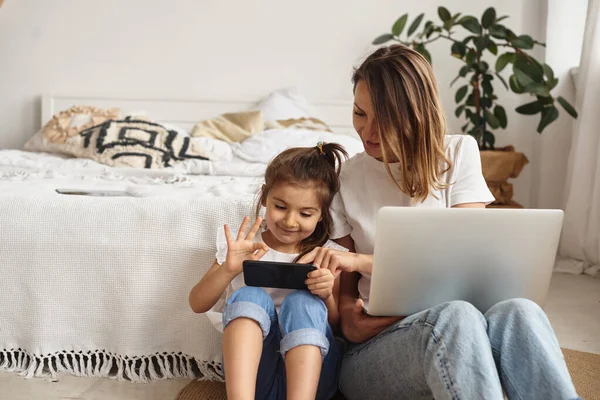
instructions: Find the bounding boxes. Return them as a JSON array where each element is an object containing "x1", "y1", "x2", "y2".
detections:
[{"x1": 353, "y1": 44, "x2": 451, "y2": 202}]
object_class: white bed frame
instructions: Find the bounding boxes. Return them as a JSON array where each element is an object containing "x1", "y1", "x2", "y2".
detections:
[{"x1": 42, "y1": 94, "x2": 356, "y2": 135}]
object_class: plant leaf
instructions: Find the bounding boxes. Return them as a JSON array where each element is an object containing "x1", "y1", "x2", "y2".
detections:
[
  {"x1": 495, "y1": 72, "x2": 509, "y2": 90},
  {"x1": 392, "y1": 14, "x2": 409, "y2": 36},
  {"x1": 516, "y1": 100, "x2": 543, "y2": 115},
  {"x1": 481, "y1": 7, "x2": 496, "y2": 28},
  {"x1": 466, "y1": 50, "x2": 476, "y2": 66},
  {"x1": 482, "y1": 79, "x2": 494, "y2": 95},
  {"x1": 489, "y1": 24, "x2": 507, "y2": 39},
  {"x1": 473, "y1": 36, "x2": 489, "y2": 51},
  {"x1": 459, "y1": 65, "x2": 470, "y2": 77},
  {"x1": 509, "y1": 75, "x2": 524, "y2": 93},
  {"x1": 487, "y1": 40, "x2": 498, "y2": 55},
  {"x1": 537, "y1": 106, "x2": 559, "y2": 133},
  {"x1": 414, "y1": 43, "x2": 432, "y2": 64},
  {"x1": 456, "y1": 85, "x2": 469, "y2": 102},
  {"x1": 455, "y1": 105, "x2": 465, "y2": 117},
  {"x1": 468, "y1": 109, "x2": 481, "y2": 125},
  {"x1": 511, "y1": 35, "x2": 535, "y2": 49},
  {"x1": 494, "y1": 105, "x2": 507, "y2": 128},
  {"x1": 550, "y1": 78, "x2": 559, "y2": 90},
  {"x1": 373, "y1": 34, "x2": 394, "y2": 45},
  {"x1": 478, "y1": 61, "x2": 490, "y2": 73},
  {"x1": 424, "y1": 21, "x2": 436, "y2": 38},
  {"x1": 543, "y1": 63, "x2": 555, "y2": 81},
  {"x1": 496, "y1": 16, "x2": 509, "y2": 23},
  {"x1": 483, "y1": 131, "x2": 496, "y2": 149},
  {"x1": 458, "y1": 16, "x2": 482, "y2": 34},
  {"x1": 443, "y1": 20, "x2": 454, "y2": 31},
  {"x1": 407, "y1": 13, "x2": 425, "y2": 36},
  {"x1": 557, "y1": 96, "x2": 578, "y2": 118},
  {"x1": 485, "y1": 109, "x2": 500, "y2": 129},
  {"x1": 514, "y1": 54, "x2": 544, "y2": 82},
  {"x1": 451, "y1": 42, "x2": 467, "y2": 58},
  {"x1": 495, "y1": 52, "x2": 514, "y2": 72},
  {"x1": 438, "y1": 7, "x2": 452, "y2": 22},
  {"x1": 462, "y1": 35, "x2": 475, "y2": 45},
  {"x1": 523, "y1": 83, "x2": 550, "y2": 97},
  {"x1": 514, "y1": 68, "x2": 536, "y2": 87}
]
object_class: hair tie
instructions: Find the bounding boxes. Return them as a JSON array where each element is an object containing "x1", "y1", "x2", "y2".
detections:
[{"x1": 316, "y1": 141, "x2": 325, "y2": 155}]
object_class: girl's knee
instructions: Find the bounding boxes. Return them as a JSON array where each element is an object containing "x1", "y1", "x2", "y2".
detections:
[
  {"x1": 279, "y1": 291, "x2": 328, "y2": 339},
  {"x1": 280, "y1": 290, "x2": 326, "y2": 315},
  {"x1": 223, "y1": 287, "x2": 276, "y2": 337},
  {"x1": 228, "y1": 287, "x2": 274, "y2": 311}
]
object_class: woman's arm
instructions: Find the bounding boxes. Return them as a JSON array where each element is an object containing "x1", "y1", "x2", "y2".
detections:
[
  {"x1": 189, "y1": 259, "x2": 237, "y2": 313},
  {"x1": 323, "y1": 277, "x2": 341, "y2": 331},
  {"x1": 453, "y1": 202, "x2": 486, "y2": 208},
  {"x1": 338, "y1": 272, "x2": 401, "y2": 343}
]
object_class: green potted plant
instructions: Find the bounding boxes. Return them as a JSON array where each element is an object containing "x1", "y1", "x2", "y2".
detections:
[{"x1": 372, "y1": 6, "x2": 578, "y2": 206}]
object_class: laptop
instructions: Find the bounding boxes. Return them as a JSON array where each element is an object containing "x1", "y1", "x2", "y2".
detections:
[{"x1": 364, "y1": 207, "x2": 564, "y2": 316}]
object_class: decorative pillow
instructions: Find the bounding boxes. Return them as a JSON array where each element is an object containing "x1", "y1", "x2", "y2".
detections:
[
  {"x1": 191, "y1": 110, "x2": 264, "y2": 143},
  {"x1": 256, "y1": 87, "x2": 312, "y2": 121},
  {"x1": 42, "y1": 105, "x2": 120, "y2": 143},
  {"x1": 264, "y1": 117, "x2": 332, "y2": 132},
  {"x1": 71, "y1": 118, "x2": 214, "y2": 169}
]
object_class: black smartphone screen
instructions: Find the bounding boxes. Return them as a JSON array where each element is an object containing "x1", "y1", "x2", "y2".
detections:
[{"x1": 242, "y1": 260, "x2": 317, "y2": 290}]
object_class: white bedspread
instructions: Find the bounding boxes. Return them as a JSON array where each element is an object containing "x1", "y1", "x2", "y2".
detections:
[{"x1": 0, "y1": 130, "x2": 363, "y2": 382}]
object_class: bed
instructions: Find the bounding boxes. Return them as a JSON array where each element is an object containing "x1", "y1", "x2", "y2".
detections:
[{"x1": 0, "y1": 91, "x2": 360, "y2": 382}]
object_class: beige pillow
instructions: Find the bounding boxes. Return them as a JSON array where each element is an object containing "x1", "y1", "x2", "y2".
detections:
[
  {"x1": 264, "y1": 117, "x2": 332, "y2": 132},
  {"x1": 24, "y1": 105, "x2": 120, "y2": 156},
  {"x1": 42, "y1": 105, "x2": 120, "y2": 144},
  {"x1": 191, "y1": 110, "x2": 264, "y2": 143}
]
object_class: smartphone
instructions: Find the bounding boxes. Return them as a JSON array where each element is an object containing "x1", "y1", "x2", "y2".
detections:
[
  {"x1": 243, "y1": 260, "x2": 317, "y2": 290},
  {"x1": 55, "y1": 189, "x2": 131, "y2": 197}
]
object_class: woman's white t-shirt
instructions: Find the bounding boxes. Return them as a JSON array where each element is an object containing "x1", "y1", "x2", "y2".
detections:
[
  {"x1": 206, "y1": 229, "x2": 347, "y2": 332},
  {"x1": 330, "y1": 135, "x2": 495, "y2": 303}
]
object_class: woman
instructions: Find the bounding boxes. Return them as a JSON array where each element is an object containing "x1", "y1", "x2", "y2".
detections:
[{"x1": 298, "y1": 45, "x2": 579, "y2": 400}]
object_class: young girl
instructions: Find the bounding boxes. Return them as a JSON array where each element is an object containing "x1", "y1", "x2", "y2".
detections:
[{"x1": 189, "y1": 142, "x2": 349, "y2": 400}]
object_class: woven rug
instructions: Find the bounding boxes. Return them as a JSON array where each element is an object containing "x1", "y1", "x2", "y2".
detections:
[{"x1": 176, "y1": 348, "x2": 600, "y2": 400}]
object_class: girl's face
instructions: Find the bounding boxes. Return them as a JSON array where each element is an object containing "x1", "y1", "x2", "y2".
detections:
[
  {"x1": 262, "y1": 182, "x2": 323, "y2": 253},
  {"x1": 353, "y1": 80, "x2": 383, "y2": 160}
]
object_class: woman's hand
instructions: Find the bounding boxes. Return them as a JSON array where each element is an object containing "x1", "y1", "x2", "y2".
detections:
[
  {"x1": 222, "y1": 216, "x2": 269, "y2": 276},
  {"x1": 297, "y1": 247, "x2": 373, "y2": 276},
  {"x1": 305, "y1": 267, "x2": 335, "y2": 300},
  {"x1": 341, "y1": 298, "x2": 403, "y2": 343}
]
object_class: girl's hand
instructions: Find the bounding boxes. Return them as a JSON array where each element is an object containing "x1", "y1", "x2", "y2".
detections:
[
  {"x1": 297, "y1": 247, "x2": 372, "y2": 276},
  {"x1": 305, "y1": 267, "x2": 335, "y2": 300},
  {"x1": 222, "y1": 216, "x2": 269, "y2": 277}
]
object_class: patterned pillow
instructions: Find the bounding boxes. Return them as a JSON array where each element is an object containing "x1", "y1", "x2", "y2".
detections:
[{"x1": 74, "y1": 118, "x2": 213, "y2": 169}]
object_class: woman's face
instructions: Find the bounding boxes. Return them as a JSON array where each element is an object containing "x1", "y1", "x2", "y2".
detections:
[{"x1": 353, "y1": 80, "x2": 382, "y2": 160}]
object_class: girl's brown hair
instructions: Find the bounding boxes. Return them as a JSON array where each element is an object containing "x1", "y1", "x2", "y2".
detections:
[
  {"x1": 256, "y1": 143, "x2": 348, "y2": 260},
  {"x1": 353, "y1": 44, "x2": 452, "y2": 202}
]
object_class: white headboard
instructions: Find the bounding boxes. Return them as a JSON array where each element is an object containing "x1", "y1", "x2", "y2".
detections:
[{"x1": 41, "y1": 95, "x2": 355, "y2": 135}]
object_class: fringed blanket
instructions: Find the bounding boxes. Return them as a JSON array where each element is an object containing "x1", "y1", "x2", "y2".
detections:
[{"x1": 0, "y1": 192, "x2": 256, "y2": 382}]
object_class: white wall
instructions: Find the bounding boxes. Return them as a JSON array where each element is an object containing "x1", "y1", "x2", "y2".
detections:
[
  {"x1": 0, "y1": 0, "x2": 548, "y2": 206},
  {"x1": 529, "y1": 0, "x2": 588, "y2": 210}
]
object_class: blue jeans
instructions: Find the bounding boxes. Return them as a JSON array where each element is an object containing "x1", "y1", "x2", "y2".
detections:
[
  {"x1": 339, "y1": 299, "x2": 580, "y2": 400},
  {"x1": 222, "y1": 286, "x2": 341, "y2": 400}
]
